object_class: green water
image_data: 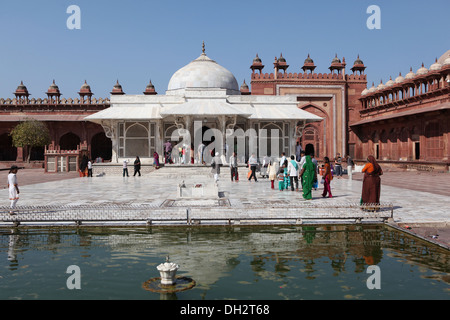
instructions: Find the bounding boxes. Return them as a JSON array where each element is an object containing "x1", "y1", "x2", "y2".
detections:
[{"x1": 0, "y1": 225, "x2": 448, "y2": 300}]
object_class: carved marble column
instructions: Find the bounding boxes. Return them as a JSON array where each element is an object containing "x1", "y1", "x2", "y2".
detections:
[
  {"x1": 184, "y1": 116, "x2": 193, "y2": 160},
  {"x1": 101, "y1": 120, "x2": 118, "y2": 163},
  {"x1": 289, "y1": 120, "x2": 297, "y2": 156},
  {"x1": 219, "y1": 115, "x2": 226, "y2": 155}
]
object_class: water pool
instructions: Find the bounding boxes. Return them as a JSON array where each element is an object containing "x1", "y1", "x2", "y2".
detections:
[{"x1": 0, "y1": 225, "x2": 448, "y2": 300}]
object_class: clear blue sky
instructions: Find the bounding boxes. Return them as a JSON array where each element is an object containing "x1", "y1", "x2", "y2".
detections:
[{"x1": 0, "y1": 0, "x2": 448, "y2": 99}]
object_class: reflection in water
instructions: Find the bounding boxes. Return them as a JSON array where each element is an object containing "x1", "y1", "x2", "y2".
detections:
[
  {"x1": 7, "y1": 229, "x2": 19, "y2": 267},
  {"x1": 0, "y1": 225, "x2": 449, "y2": 300}
]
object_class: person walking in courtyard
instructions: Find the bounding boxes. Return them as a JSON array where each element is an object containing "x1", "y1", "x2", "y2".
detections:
[
  {"x1": 198, "y1": 142, "x2": 206, "y2": 164},
  {"x1": 346, "y1": 154, "x2": 354, "y2": 179},
  {"x1": 123, "y1": 159, "x2": 129, "y2": 177},
  {"x1": 321, "y1": 156, "x2": 333, "y2": 198},
  {"x1": 87, "y1": 159, "x2": 93, "y2": 177},
  {"x1": 334, "y1": 153, "x2": 343, "y2": 178},
  {"x1": 296, "y1": 142, "x2": 303, "y2": 161},
  {"x1": 190, "y1": 144, "x2": 195, "y2": 164},
  {"x1": 133, "y1": 156, "x2": 141, "y2": 176},
  {"x1": 283, "y1": 159, "x2": 290, "y2": 190},
  {"x1": 311, "y1": 154, "x2": 318, "y2": 190},
  {"x1": 268, "y1": 160, "x2": 278, "y2": 189},
  {"x1": 153, "y1": 151, "x2": 160, "y2": 169},
  {"x1": 164, "y1": 141, "x2": 172, "y2": 164},
  {"x1": 299, "y1": 152, "x2": 317, "y2": 200},
  {"x1": 248, "y1": 153, "x2": 258, "y2": 182},
  {"x1": 298, "y1": 150, "x2": 306, "y2": 188},
  {"x1": 277, "y1": 163, "x2": 286, "y2": 191},
  {"x1": 287, "y1": 155, "x2": 299, "y2": 191},
  {"x1": 211, "y1": 152, "x2": 222, "y2": 183},
  {"x1": 280, "y1": 152, "x2": 286, "y2": 169},
  {"x1": 79, "y1": 154, "x2": 88, "y2": 177},
  {"x1": 7, "y1": 165, "x2": 20, "y2": 215},
  {"x1": 261, "y1": 155, "x2": 270, "y2": 178},
  {"x1": 361, "y1": 155, "x2": 383, "y2": 209},
  {"x1": 229, "y1": 152, "x2": 239, "y2": 182}
]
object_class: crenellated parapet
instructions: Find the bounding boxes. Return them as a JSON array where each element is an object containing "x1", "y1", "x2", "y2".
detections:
[
  {"x1": 251, "y1": 71, "x2": 367, "y2": 81},
  {"x1": 359, "y1": 57, "x2": 450, "y2": 113},
  {"x1": 249, "y1": 53, "x2": 367, "y2": 90},
  {"x1": 1, "y1": 79, "x2": 112, "y2": 111},
  {"x1": 0, "y1": 97, "x2": 110, "y2": 106},
  {"x1": 346, "y1": 73, "x2": 367, "y2": 82}
]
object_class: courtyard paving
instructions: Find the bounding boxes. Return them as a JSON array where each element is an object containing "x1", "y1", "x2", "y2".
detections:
[{"x1": 0, "y1": 165, "x2": 449, "y2": 248}]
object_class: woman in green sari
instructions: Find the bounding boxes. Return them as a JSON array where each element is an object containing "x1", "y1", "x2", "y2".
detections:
[{"x1": 299, "y1": 155, "x2": 316, "y2": 200}]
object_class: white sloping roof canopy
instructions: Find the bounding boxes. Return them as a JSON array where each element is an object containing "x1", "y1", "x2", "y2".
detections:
[
  {"x1": 159, "y1": 99, "x2": 252, "y2": 117},
  {"x1": 84, "y1": 104, "x2": 161, "y2": 122},
  {"x1": 241, "y1": 104, "x2": 323, "y2": 121},
  {"x1": 84, "y1": 95, "x2": 323, "y2": 123}
]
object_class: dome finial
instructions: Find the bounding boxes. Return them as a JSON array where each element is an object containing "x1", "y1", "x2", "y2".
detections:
[{"x1": 202, "y1": 41, "x2": 205, "y2": 54}]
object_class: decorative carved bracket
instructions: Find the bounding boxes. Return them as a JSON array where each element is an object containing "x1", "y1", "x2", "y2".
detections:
[{"x1": 295, "y1": 120, "x2": 306, "y2": 138}]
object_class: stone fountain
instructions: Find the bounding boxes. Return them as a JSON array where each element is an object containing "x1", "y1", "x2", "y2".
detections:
[
  {"x1": 142, "y1": 256, "x2": 196, "y2": 294},
  {"x1": 157, "y1": 256, "x2": 179, "y2": 285},
  {"x1": 177, "y1": 180, "x2": 218, "y2": 198}
]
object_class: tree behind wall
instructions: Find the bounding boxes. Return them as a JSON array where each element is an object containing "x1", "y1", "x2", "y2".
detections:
[{"x1": 10, "y1": 119, "x2": 51, "y2": 163}]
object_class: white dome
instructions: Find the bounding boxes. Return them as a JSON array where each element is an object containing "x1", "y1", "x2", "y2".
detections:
[
  {"x1": 395, "y1": 73, "x2": 404, "y2": 84},
  {"x1": 368, "y1": 83, "x2": 377, "y2": 93},
  {"x1": 385, "y1": 77, "x2": 395, "y2": 87},
  {"x1": 377, "y1": 81, "x2": 385, "y2": 90},
  {"x1": 405, "y1": 68, "x2": 415, "y2": 80},
  {"x1": 430, "y1": 59, "x2": 442, "y2": 71},
  {"x1": 167, "y1": 53, "x2": 240, "y2": 95},
  {"x1": 437, "y1": 49, "x2": 450, "y2": 65},
  {"x1": 416, "y1": 63, "x2": 428, "y2": 75},
  {"x1": 361, "y1": 88, "x2": 368, "y2": 96}
]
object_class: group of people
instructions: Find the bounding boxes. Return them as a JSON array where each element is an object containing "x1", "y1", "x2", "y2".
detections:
[
  {"x1": 271, "y1": 145, "x2": 319, "y2": 200},
  {"x1": 122, "y1": 153, "x2": 160, "y2": 177},
  {"x1": 212, "y1": 143, "x2": 383, "y2": 204},
  {"x1": 164, "y1": 141, "x2": 200, "y2": 165},
  {"x1": 5, "y1": 144, "x2": 383, "y2": 214},
  {"x1": 164, "y1": 140, "x2": 236, "y2": 166},
  {"x1": 79, "y1": 155, "x2": 93, "y2": 177}
]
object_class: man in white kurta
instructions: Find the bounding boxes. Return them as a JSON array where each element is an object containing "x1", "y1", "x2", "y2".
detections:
[
  {"x1": 7, "y1": 165, "x2": 19, "y2": 214},
  {"x1": 287, "y1": 155, "x2": 299, "y2": 191}
]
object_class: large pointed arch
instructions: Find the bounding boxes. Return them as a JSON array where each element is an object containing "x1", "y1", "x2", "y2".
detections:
[
  {"x1": 91, "y1": 131, "x2": 112, "y2": 161},
  {"x1": 0, "y1": 133, "x2": 17, "y2": 161},
  {"x1": 300, "y1": 104, "x2": 328, "y2": 158},
  {"x1": 59, "y1": 132, "x2": 81, "y2": 150}
]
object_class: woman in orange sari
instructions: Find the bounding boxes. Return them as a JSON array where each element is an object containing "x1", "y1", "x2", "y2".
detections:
[
  {"x1": 361, "y1": 155, "x2": 383, "y2": 207},
  {"x1": 321, "y1": 157, "x2": 333, "y2": 198}
]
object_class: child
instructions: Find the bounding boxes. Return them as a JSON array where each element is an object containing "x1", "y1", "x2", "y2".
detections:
[
  {"x1": 268, "y1": 161, "x2": 278, "y2": 189},
  {"x1": 277, "y1": 165, "x2": 285, "y2": 191}
]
